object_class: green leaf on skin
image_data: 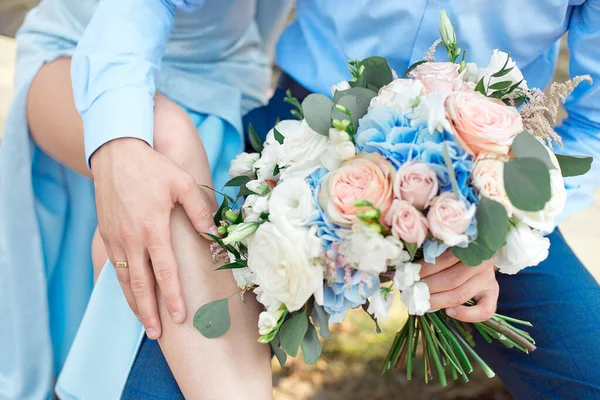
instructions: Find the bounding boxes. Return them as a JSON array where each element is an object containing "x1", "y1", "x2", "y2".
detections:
[{"x1": 193, "y1": 298, "x2": 231, "y2": 338}]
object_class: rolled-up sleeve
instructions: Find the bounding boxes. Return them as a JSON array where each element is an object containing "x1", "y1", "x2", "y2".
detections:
[
  {"x1": 71, "y1": 0, "x2": 205, "y2": 166},
  {"x1": 554, "y1": 0, "x2": 600, "y2": 221}
]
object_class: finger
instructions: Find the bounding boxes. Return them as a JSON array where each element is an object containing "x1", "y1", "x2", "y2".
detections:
[
  {"x1": 106, "y1": 243, "x2": 139, "y2": 317},
  {"x1": 172, "y1": 175, "x2": 218, "y2": 235},
  {"x1": 419, "y1": 250, "x2": 460, "y2": 279},
  {"x1": 421, "y1": 262, "x2": 479, "y2": 294},
  {"x1": 428, "y1": 273, "x2": 495, "y2": 311},
  {"x1": 446, "y1": 285, "x2": 499, "y2": 323},
  {"x1": 145, "y1": 218, "x2": 186, "y2": 324},
  {"x1": 126, "y1": 246, "x2": 162, "y2": 339}
]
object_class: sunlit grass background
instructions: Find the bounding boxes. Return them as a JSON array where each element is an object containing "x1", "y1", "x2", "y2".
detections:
[{"x1": 0, "y1": 2, "x2": 596, "y2": 399}]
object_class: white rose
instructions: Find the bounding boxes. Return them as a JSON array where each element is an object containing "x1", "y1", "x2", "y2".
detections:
[
  {"x1": 477, "y1": 50, "x2": 528, "y2": 92},
  {"x1": 412, "y1": 91, "x2": 453, "y2": 134},
  {"x1": 367, "y1": 289, "x2": 395, "y2": 322},
  {"x1": 400, "y1": 281, "x2": 431, "y2": 316},
  {"x1": 233, "y1": 267, "x2": 255, "y2": 289},
  {"x1": 334, "y1": 141, "x2": 356, "y2": 161},
  {"x1": 393, "y1": 262, "x2": 422, "y2": 291},
  {"x1": 269, "y1": 178, "x2": 317, "y2": 226},
  {"x1": 339, "y1": 222, "x2": 406, "y2": 275},
  {"x1": 369, "y1": 79, "x2": 425, "y2": 113},
  {"x1": 243, "y1": 194, "x2": 270, "y2": 223},
  {"x1": 229, "y1": 152, "x2": 260, "y2": 179},
  {"x1": 258, "y1": 309, "x2": 285, "y2": 336},
  {"x1": 247, "y1": 220, "x2": 324, "y2": 312},
  {"x1": 253, "y1": 286, "x2": 282, "y2": 312},
  {"x1": 513, "y1": 145, "x2": 566, "y2": 232},
  {"x1": 494, "y1": 220, "x2": 550, "y2": 275},
  {"x1": 330, "y1": 80, "x2": 351, "y2": 96},
  {"x1": 277, "y1": 120, "x2": 331, "y2": 180}
]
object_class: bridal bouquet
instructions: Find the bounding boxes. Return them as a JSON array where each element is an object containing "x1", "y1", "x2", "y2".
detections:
[{"x1": 194, "y1": 12, "x2": 592, "y2": 385}]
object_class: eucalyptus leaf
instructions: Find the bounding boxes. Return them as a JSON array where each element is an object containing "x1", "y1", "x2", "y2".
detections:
[
  {"x1": 332, "y1": 86, "x2": 378, "y2": 106},
  {"x1": 511, "y1": 131, "x2": 554, "y2": 169},
  {"x1": 302, "y1": 94, "x2": 334, "y2": 136},
  {"x1": 331, "y1": 94, "x2": 368, "y2": 129},
  {"x1": 555, "y1": 154, "x2": 593, "y2": 177},
  {"x1": 248, "y1": 123, "x2": 264, "y2": 153},
  {"x1": 279, "y1": 312, "x2": 308, "y2": 357},
  {"x1": 451, "y1": 238, "x2": 495, "y2": 267},
  {"x1": 504, "y1": 158, "x2": 551, "y2": 211},
  {"x1": 313, "y1": 304, "x2": 330, "y2": 338},
  {"x1": 476, "y1": 197, "x2": 508, "y2": 252},
  {"x1": 225, "y1": 176, "x2": 252, "y2": 187},
  {"x1": 193, "y1": 298, "x2": 231, "y2": 338},
  {"x1": 359, "y1": 56, "x2": 394, "y2": 90},
  {"x1": 271, "y1": 334, "x2": 287, "y2": 368},
  {"x1": 301, "y1": 323, "x2": 323, "y2": 365},
  {"x1": 215, "y1": 261, "x2": 247, "y2": 271}
]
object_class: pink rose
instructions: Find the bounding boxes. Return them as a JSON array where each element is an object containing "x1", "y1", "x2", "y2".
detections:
[
  {"x1": 415, "y1": 62, "x2": 463, "y2": 94},
  {"x1": 446, "y1": 91, "x2": 524, "y2": 156},
  {"x1": 394, "y1": 162, "x2": 439, "y2": 209},
  {"x1": 427, "y1": 192, "x2": 476, "y2": 246},
  {"x1": 319, "y1": 153, "x2": 395, "y2": 228},
  {"x1": 472, "y1": 152, "x2": 513, "y2": 215},
  {"x1": 385, "y1": 200, "x2": 429, "y2": 246}
]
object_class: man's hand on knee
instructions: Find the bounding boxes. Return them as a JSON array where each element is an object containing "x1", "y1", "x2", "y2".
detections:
[{"x1": 91, "y1": 137, "x2": 218, "y2": 339}]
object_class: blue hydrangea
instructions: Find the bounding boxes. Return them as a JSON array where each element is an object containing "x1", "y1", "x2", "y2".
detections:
[
  {"x1": 305, "y1": 168, "x2": 342, "y2": 248},
  {"x1": 322, "y1": 268, "x2": 380, "y2": 323}
]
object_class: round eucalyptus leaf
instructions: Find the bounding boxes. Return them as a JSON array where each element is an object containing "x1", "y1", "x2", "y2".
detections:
[
  {"x1": 302, "y1": 94, "x2": 334, "y2": 136},
  {"x1": 193, "y1": 298, "x2": 231, "y2": 339},
  {"x1": 504, "y1": 158, "x2": 551, "y2": 212}
]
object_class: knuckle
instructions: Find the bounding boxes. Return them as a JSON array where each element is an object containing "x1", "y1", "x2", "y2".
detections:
[
  {"x1": 117, "y1": 274, "x2": 131, "y2": 286},
  {"x1": 154, "y1": 265, "x2": 175, "y2": 283},
  {"x1": 142, "y1": 219, "x2": 159, "y2": 242},
  {"x1": 119, "y1": 226, "x2": 136, "y2": 247},
  {"x1": 480, "y1": 303, "x2": 496, "y2": 320},
  {"x1": 179, "y1": 176, "x2": 196, "y2": 196},
  {"x1": 164, "y1": 293, "x2": 182, "y2": 311},
  {"x1": 130, "y1": 279, "x2": 147, "y2": 295},
  {"x1": 454, "y1": 290, "x2": 470, "y2": 306}
]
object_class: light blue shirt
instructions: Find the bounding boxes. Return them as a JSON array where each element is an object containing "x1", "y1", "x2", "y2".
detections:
[
  {"x1": 277, "y1": 0, "x2": 600, "y2": 223},
  {"x1": 72, "y1": 0, "x2": 291, "y2": 165}
]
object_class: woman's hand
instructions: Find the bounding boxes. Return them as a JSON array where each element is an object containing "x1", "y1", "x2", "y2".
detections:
[
  {"x1": 419, "y1": 250, "x2": 499, "y2": 323},
  {"x1": 91, "y1": 137, "x2": 218, "y2": 339}
]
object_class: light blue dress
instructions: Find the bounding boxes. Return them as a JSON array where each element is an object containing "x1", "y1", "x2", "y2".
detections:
[{"x1": 0, "y1": 0, "x2": 290, "y2": 398}]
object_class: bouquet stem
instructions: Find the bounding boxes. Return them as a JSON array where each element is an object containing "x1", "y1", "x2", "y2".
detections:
[{"x1": 383, "y1": 309, "x2": 535, "y2": 385}]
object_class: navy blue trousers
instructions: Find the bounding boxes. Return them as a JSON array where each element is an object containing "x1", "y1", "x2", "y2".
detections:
[{"x1": 122, "y1": 90, "x2": 600, "y2": 400}]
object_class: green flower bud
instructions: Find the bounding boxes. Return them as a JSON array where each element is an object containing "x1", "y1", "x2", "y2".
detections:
[
  {"x1": 222, "y1": 222, "x2": 260, "y2": 245},
  {"x1": 440, "y1": 11, "x2": 456, "y2": 48},
  {"x1": 217, "y1": 225, "x2": 228, "y2": 235},
  {"x1": 224, "y1": 210, "x2": 239, "y2": 223},
  {"x1": 357, "y1": 208, "x2": 381, "y2": 222}
]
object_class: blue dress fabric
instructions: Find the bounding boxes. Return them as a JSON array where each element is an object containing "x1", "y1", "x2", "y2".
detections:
[{"x1": 0, "y1": 0, "x2": 291, "y2": 398}]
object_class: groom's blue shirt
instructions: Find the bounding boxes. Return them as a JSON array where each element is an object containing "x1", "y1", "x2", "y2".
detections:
[{"x1": 277, "y1": 0, "x2": 600, "y2": 223}]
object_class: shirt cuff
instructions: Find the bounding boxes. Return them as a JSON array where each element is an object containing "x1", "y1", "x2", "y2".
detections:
[{"x1": 83, "y1": 87, "x2": 155, "y2": 168}]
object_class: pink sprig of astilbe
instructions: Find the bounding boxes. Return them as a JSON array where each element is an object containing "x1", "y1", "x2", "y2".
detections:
[
  {"x1": 520, "y1": 75, "x2": 593, "y2": 147},
  {"x1": 210, "y1": 242, "x2": 229, "y2": 264},
  {"x1": 424, "y1": 39, "x2": 443, "y2": 62}
]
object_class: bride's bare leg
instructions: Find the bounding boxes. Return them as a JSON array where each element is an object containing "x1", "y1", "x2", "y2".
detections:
[{"x1": 28, "y1": 58, "x2": 272, "y2": 399}]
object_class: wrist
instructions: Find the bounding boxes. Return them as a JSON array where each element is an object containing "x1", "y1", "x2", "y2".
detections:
[{"x1": 90, "y1": 137, "x2": 151, "y2": 173}]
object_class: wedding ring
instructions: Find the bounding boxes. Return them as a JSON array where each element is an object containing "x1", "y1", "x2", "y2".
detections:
[{"x1": 115, "y1": 261, "x2": 129, "y2": 269}]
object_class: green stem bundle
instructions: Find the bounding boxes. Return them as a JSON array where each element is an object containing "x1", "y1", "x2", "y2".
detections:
[{"x1": 383, "y1": 309, "x2": 535, "y2": 385}]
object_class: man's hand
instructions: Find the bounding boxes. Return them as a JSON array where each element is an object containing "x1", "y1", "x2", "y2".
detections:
[
  {"x1": 91, "y1": 138, "x2": 218, "y2": 339},
  {"x1": 419, "y1": 251, "x2": 499, "y2": 323}
]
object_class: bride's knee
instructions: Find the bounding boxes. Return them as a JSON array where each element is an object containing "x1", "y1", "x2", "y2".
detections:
[{"x1": 152, "y1": 93, "x2": 208, "y2": 178}]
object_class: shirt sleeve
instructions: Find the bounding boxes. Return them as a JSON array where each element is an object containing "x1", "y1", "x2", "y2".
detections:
[
  {"x1": 554, "y1": 0, "x2": 600, "y2": 222},
  {"x1": 71, "y1": 0, "x2": 205, "y2": 167}
]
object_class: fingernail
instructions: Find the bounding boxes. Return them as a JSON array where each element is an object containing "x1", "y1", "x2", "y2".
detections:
[
  {"x1": 446, "y1": 308, "x2": 456, "y2": 317},
  {"x1": 146, "y1": 328, "x2": 158, "y2": 339},
  {"x1": 171, "y1": 311, "x2": 185, "y2": 323},
  {"x1": 208, "y1": 225, "x2": 219, "y2": 236}
]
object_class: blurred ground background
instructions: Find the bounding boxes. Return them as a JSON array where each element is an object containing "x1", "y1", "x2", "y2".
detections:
[{"x1": 1, "y1": 2, "x2": 598, "y2": 399}]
